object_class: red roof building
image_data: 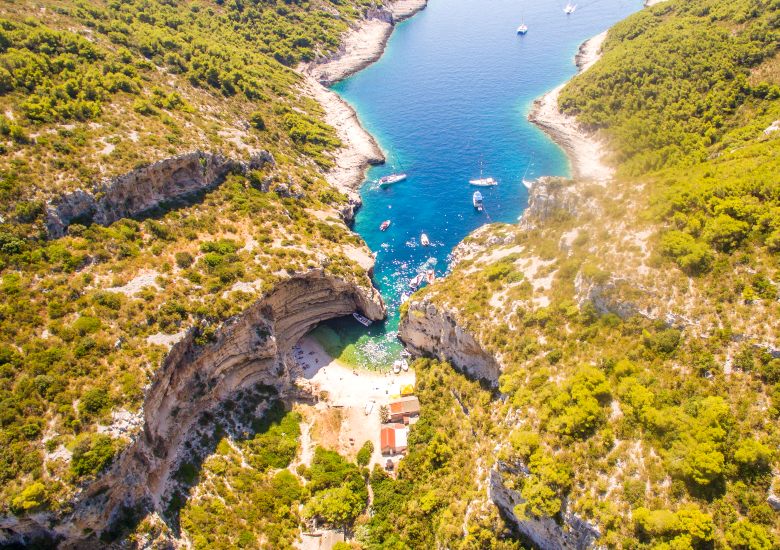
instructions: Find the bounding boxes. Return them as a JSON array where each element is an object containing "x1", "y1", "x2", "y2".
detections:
[
  {"x1": 388, "y1": 396, "x2": 420, "y2": 423},
  {"x1": 380, "y1": 423, "x2": 409, "y2": 456}
]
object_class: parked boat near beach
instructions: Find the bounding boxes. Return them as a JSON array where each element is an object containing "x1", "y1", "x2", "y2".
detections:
[{"x1": 352, "y1": 312, "x2": 372, "y2": 327}]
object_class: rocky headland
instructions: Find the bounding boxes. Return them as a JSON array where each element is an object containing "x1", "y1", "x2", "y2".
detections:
[{"x1": 528, "y1": 31, "x2": 613, "y2": 183}]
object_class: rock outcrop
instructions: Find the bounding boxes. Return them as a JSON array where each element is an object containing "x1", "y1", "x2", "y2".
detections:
[
  {"x1": 520, "y1": 177, "x2": 588, "y2": 230},
  {"x1": 488, "y1": 463, "x2": 600, "y2": 550},
  {"x1": 2, "y1": 270, "x2": 384, "y2": 546},
  {"x1": 399, "y1": 299, "x2": 500, "y2": 386},
  {"x1": 45, "y1": 150, "x2": 274, "y2": 238}
]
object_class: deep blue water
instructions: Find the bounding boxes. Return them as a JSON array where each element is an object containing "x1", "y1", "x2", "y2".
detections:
[{"x1": 324, "y1": 0, "x2": 643, "y2": 367}]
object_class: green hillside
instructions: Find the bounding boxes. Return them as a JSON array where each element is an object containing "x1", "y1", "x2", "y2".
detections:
[{"x1": 399, "y1": 0, "x2": 780, "y2": 547}]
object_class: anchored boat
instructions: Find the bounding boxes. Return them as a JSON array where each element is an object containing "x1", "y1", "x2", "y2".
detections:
[
  {"x1": 473, "y1": 190, "x2": 484, "y2": 211},
  {"x1": 564, "y1": 2, "x2": 576, "y2": 14},
  {"x1": 517, "y1": 19, "x2": 528, "y2": 34},
  {"x1": 352, "y1": 312, "x2": 372, "y2": 327},
  {"x1": 420, "y1": 233, "x2": 430, "y2": 246},
  {"x1": 380, "y1": 220, "x2": 391, "y2": 231},
  {"x1": 378, "y1": 173, "x2": 407, "y2": 187}
]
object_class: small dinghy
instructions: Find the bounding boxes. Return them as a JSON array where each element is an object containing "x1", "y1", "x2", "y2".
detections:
[
  {"x1": 352, "y1": 312, "x2": 372, "y2": 327},
  {"x1": 420, "y1": 233, "x2": 430, "y2": 246},
  {"x1": 380, "y1": 220, "x2": 391, "y2": 231}
]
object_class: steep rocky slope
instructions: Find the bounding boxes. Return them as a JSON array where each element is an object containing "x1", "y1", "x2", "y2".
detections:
[
  {"x1": 0, "y1": 0, "x2": 402, "y2": 546},
  {"x1": 398, "y1": 0, "x2": 780, "y2": 547}
]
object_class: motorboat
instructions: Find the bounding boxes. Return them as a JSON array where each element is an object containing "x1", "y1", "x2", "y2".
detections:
[
  {"x1": 392, "y1": 360, "x2": 403, "y2": 374},
  {"x1": 473, "y1": 190, "x2": 484, "y2": 211},
  {"x1": 401, "y1": 359, "x2": 409, "y2": 372},
  {"x1": 420, "y1": 233, "x2": 430, "y2": 246},
  {"x1": 352, "y1": 312, "x2": 372, "y2": 327},
  {"x1": 522, "y1": 179, "x2": 534, "y2": 190},
  {"x1": 564, "y1": 2, "x2": 576, "y2": 14},
  {"x1": 409, "y1": 273, "x2": 425, "y2": 289},
  {"x1": 380, "y1": 220, "x2": 391, "y2": 231},
  {"x1": 426, "y1": 270, "x2": 435, "y2": 284},
  {"x1": 517, "y1": 20, "x2": 528, "y2": 34},
  {"x1": 378, "y1": 173, "x2": 407, "y2": 187}
]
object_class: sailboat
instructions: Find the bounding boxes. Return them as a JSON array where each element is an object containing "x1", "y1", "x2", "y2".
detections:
[
  {"x1": 473, "y1": 190, "x2": 484, "y2": 211},
  {"x1": 521, "y1": 152, "x2": 535, "y2": 189},
  {"x1": 516, "y1": 18, "x2": 528, "y2": 35},
  {"x1": 378, "y1": 173, "x2": 407, "y2": 187},
  {"x1": 378, "y1": 153, "x2": 407, "y2": 187},
  {"x1": 564, "y1": 2, "x2": 577, "y2": 14},
  {"x1": 469, "y1": 159, "x2": 498, "y2": 187}
]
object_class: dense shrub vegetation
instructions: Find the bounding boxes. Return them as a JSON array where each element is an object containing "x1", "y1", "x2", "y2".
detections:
[
  {"x1": 0, "y1": 0, "x2": 374, "y2": 518},
  {"x1": 396, "y1": 0, "x2": 780, "y2": 546}
]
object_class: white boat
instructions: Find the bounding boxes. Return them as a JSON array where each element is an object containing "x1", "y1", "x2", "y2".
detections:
[
  {"x1": 401, "y1": 359, "x2": 409, "y2": 372},
  {"x1": 392, "y1": 360, "x2": 402, "y2": 374},
  {"x1": 409, "y1": 273, "x2": 425, "y2": 289},
  {"x1": 522, "y1": 179, "x2": 534, "y2": 190},
  {"x1": 517, "y1": 20, "x2": 528, "y2": 34},
  {"x1": 378, "y1": 173, "x2": 407, "y2": 187},
  {"x1": 469, "y1": 176, "x2": 498, "y2": 187},
  {"x1": 564, "y1": 2, "x2": 576, "y2": 14},
  {"x1": 420, "y1": 233, "x2": 430, "y2": 246},
  {"x1": 473, "y1": 190, "x2": 484, "y2": 211},
  {"x1": 352, "y1": 312, "x2": 372, "y2": 327},
  {"x1": 426, "y1": 269, "x2": 435, "y2": 284},
  {"x1": 470, "y1": 159, "x2": 498, "y2": 187},
  {"x1": 380, "y1": 220, "x2": 391, "y2": 231}
]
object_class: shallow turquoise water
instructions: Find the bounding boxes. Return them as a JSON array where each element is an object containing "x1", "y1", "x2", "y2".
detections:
[{"x1": 325, "y1": 0, "x2": 642, "y2": 367}]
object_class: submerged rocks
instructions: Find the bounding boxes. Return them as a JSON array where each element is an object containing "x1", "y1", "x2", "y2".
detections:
[{"x1": 45, "y1": 150, "x2": 274, "y2": 238}]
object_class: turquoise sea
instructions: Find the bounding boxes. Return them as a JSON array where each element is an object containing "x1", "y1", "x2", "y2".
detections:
[{"x1": 318, "y1": 0, "x2": 643, "y2": 368}]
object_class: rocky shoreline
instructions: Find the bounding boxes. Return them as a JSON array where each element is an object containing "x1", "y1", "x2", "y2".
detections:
[
  {"x1": 300, "y1": 0, "x2": 428, "y2": 194},
  {"x1": 527, "y1": 31, "x2": 613, "y2": 183}
]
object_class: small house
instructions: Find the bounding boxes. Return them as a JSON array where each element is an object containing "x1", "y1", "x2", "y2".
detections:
[
  {"x1": 380, "y1": 423, "x2": 409, "y2": 456},
  {"x1": 388, "y1": 396, "x2": 420, "y2": 423}
]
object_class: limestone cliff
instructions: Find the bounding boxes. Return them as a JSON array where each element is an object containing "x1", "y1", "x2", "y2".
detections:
[
  {"x1": 399, "y1": 299, "x2": 501, "y2": 386},
  {"x1": 45, "y1": 150, "x2": 274, "y2": 238},
  {"x1": 488, "y1": 463, "x2": 600, "y2": 550},
  {"x1": 1, "y1": 270, "x2": 384, "y2": 546}
]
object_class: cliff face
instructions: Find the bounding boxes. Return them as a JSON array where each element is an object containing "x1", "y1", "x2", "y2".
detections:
[
  {"x1": 488, "y1": 464, "x2": 600, "y2": 550},
  {"x1": 45, "y1": 150, "x2": 274, "y2": 238},
  {"x1": 2, "y1": 270, "x2": 384, "y2": 546},
  {"x1": 399, "y1": 299, "x2": 500, "y2": 386}
]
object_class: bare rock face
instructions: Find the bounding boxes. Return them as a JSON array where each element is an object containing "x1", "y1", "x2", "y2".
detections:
[
  {"x1": 488, "y1": 463, "x2": 600, "y2": 550},
  {"x1": 520, "y1": 177, "x2": 587, "y2": 230},
  {"x1": 3, "y1": 270, "x2": 383, "y2": 546},
  {"x1": 398, "y1": 298, "x2": 500, "y2": 386},
  {"x1": 45, "y1": 150, "x2": 274, "y2": 238}
]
